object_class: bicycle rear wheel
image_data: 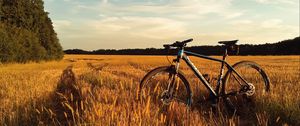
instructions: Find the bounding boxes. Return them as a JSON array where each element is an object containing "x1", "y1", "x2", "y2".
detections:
[
  {"x1": 222, "y1": 61, "x2": 270, "y2": 115},
  {"x1": 139, "y1": 66, "x2": 192, "y2": 124}
]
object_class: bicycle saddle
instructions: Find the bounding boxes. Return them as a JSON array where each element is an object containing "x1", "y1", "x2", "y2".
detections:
[{"x1": 218, "y1": 40, "x2": 238, "y2": 46}]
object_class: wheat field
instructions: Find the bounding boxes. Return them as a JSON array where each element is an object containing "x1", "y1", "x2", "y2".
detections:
[{"x1": 0, "y1": 55, "x2": 299, "y2": 125}]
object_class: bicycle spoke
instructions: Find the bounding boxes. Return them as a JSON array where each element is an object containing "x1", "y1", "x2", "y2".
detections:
[
  {"x1": 172, "y1": 97, "x2": 187, "y2": 105},
  {"x1": 231, "y1": 72, "x2": 244, "y2": 86},
  {"x1": 139, "y1": 66, "x2": 191, "y2": 122},
  {"x1": 222, "y1": 61, "x2": 270, "y2": 116}
]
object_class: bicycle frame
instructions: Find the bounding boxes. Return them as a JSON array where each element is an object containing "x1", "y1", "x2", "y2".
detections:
[{"x1": 173, "y1": 47, "x2": 249, "y2": 98}]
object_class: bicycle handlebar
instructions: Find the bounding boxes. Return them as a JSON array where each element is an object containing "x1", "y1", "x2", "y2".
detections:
[{"x1": 163, "y1": 38, "x2": 193, "y2": 49}]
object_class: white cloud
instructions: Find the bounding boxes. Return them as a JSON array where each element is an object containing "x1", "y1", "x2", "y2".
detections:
[
  {"x1": 77, "y1": 0, "x2": 240, "y2": 20},
  {"x1": 261, "y1": 19, "x2": 283, "y2": 28},
  {"x1": 52, "y1": 16, "x2": 189, "y2": 49},
  {"x1": 254, "y1": 0, "x2": 298, "y2": 4},
  {"x1": 226, "y1": 18, "x2": 298, "y2": 44},
  {"x1": 52, "y1": 20, "x2": 72, "y2": 30},
  {"x1": 102, "y1": 0, "x2": 108, "y2": 4},
  {"x1": 87, "y1": 16, "x2": 187, "y2": 39},
  {"x1": 44, "y1": 0, "x2": 299, "y2": 49},
  {"x1": 230, "y1": 20, "x2": 253, "y2": 25},
  {"x1": 225, "y1": 12, "x2": 244, "y2": 19}
]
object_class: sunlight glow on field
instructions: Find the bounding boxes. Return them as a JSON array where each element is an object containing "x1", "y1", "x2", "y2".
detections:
[{"x1": 0, "y1": 55, "x2": 299, "y2": 125}]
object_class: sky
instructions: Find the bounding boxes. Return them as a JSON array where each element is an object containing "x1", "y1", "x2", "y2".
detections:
[{"x1": 44, "y1": 0, "x2": 299, "y2": 50}]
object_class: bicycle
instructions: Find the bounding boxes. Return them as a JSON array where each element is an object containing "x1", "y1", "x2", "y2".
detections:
[{"x1": 138, "y1": 38, "x2": 270, "y2": 118}]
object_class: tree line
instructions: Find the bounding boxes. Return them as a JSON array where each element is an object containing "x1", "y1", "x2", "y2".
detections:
[
  {"x1": 65, "y1": 37, "x2": 299, "y2": 55},
  {"x1": 0, "y1": 0, "x2": 63, "y2": 63}
]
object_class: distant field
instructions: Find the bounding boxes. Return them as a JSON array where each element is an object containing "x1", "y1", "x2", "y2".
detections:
[{"x1": 0, "y1": 55, "x2": 299, "y2": 125}]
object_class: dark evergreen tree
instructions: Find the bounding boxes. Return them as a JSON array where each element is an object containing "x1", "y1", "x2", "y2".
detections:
[
  {"x1": 0, "y1": 0, "x2": 3, "y2": 20},
  {"x1": 0, "y1": 24, "x2": 17, "y2": 62}
]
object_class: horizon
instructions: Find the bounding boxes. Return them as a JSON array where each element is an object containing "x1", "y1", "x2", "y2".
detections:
[
  {"x1": 44, "y1": 0, "x2": 299, "y2": 50},
  {"x1": 64, "y1": 36, "x2": 298, "y2": 51}
]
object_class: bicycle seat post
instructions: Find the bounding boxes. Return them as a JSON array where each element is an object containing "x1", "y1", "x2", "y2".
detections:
[
  {"x1": 223, "y1": 46, "x2": 228, "y2": 61},
  {"x1": 214, "y1": 46, "x2": 228, "y2": 98}
]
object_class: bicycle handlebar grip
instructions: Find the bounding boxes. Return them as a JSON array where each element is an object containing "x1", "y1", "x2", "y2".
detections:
[{"x1": 182, "y1": 38, "x2": 193, "y2": 43}]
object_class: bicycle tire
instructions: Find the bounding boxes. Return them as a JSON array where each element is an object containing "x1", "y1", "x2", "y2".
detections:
[
  {"x1": 221, "y1": 61, "x2": 270, "y2": 115},
  {"x1": 138, "y1": 66, "x2": 192, "y2": 123}
]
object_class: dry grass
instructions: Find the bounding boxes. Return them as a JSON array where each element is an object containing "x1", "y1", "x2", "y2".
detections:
[{"x1": 0, "y1": 55, "x2": 299, "y2": 125}]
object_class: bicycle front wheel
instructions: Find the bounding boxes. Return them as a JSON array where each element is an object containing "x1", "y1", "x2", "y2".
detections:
[
  {"x1": 222, "y1": 61, "x2": 270, "y2": 115},
  {"x1": 138, "y1": 66, "x2": 192, "y2": 124}
]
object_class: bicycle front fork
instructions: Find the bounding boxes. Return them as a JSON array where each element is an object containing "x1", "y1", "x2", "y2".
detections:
[{"x1": 167, "y1": 50, "x2": 182, "y2": 96}]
